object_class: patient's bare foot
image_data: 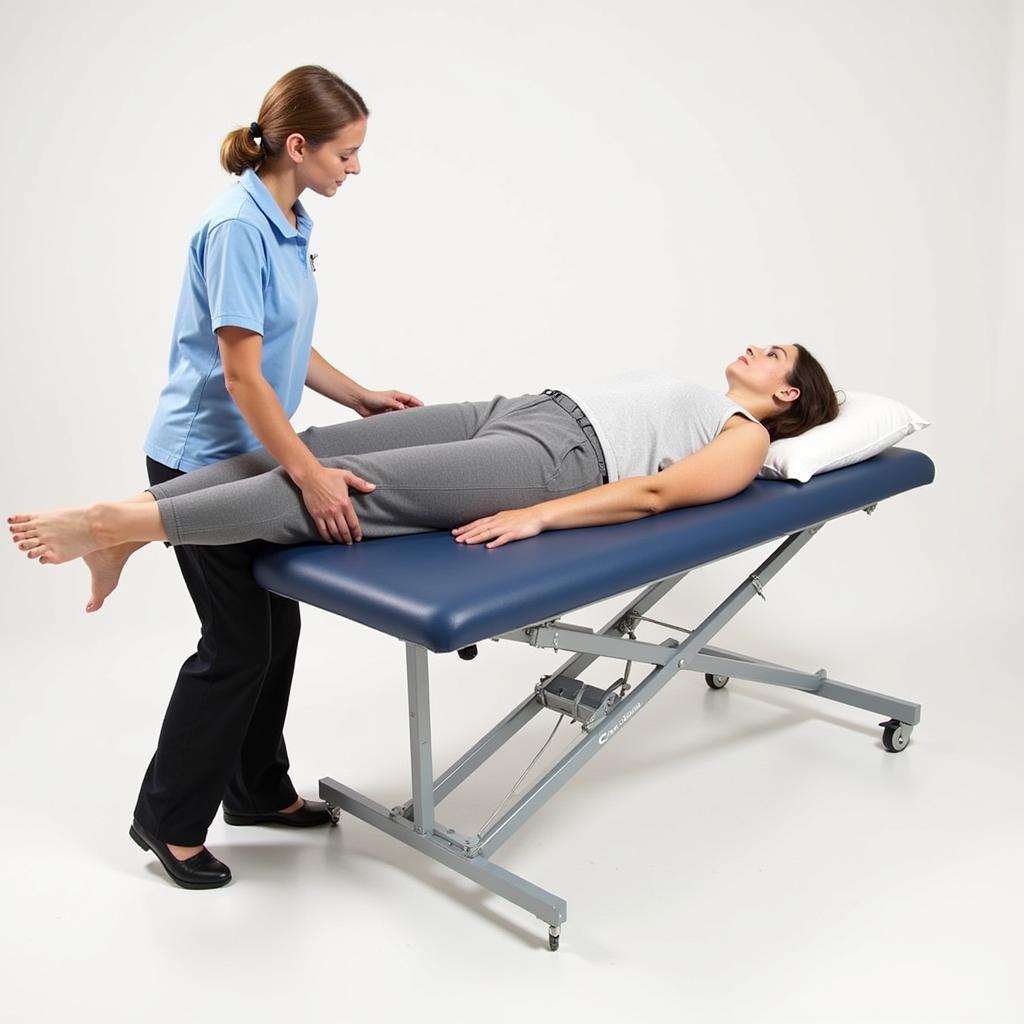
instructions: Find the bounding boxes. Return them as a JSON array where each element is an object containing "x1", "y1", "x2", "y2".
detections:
[
  {"x1": 83, "y1": 542, "x2": 142, "y2": 613},
  {"x1": 8, "y1": 506, "x2": 106, "y2": 565}
]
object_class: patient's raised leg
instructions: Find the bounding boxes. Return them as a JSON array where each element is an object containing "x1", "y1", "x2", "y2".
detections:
[
  {"x1": 82, "y1": 541, "x2": 144, "y2": 612},
  {"x1": 10, "y1": 400, "x2": 489, "y2": 608},
  {"x1": 11, "y1": 492, "x2": 154, "y2": 611},
  {"x1": 8, "y1": 497, "x2": 164, "y2": 566},
  {"x1": 147, "y1": 401, "x2": 482, "y2": 501},
  {"x1": 7, "y1": 394, "x2": 589, "y2": 594}
]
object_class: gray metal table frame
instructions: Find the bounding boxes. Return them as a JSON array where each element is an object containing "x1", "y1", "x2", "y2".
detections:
[{"x1": 319, "y1": 500, "x2": 921, "y2": 949}]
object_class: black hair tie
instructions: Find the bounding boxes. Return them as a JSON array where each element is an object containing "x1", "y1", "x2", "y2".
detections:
[{"x1": 249, "y1": 121, "x2": 263, "y2": 142}]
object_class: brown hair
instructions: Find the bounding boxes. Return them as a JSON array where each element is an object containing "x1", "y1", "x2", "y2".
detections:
[
  {"x1": 760, "y1": 343, "x2": 843, "y2": 443},
  {"x1": 220, "y1": 65, "x2": 369, "y2": 176}
]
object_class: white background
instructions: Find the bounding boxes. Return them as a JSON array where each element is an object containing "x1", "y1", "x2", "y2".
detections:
[{"x1": 1, "y1": 1, "x2": 1020, "y2": 1021}]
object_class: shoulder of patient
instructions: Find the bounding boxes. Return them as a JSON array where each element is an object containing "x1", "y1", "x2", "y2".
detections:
[
  {"x1": 719, "y1": 414, "x2": 770, "y2": 446},
  {"x1": 720, "y1": 411, "x2": 766, "y2": 433}
]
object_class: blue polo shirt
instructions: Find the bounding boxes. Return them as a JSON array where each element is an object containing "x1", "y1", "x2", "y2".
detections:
[{"x1": 144, "y1": 168, "x2": 318, "y2": 470}]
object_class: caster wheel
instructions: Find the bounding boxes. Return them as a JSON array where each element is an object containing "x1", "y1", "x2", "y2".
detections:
[
  {"x1": 548, "y1": 926, "x2": 561, "y2": 951},
  {"x1": 705, "y1": 673, "x2": 729, "y2": 689},
  {"x1": 326, "y1": 802, "x2": 341, "y2": 824},
  {"x1": 879, "y1": 718, "x2": 913, "y2": 752}
]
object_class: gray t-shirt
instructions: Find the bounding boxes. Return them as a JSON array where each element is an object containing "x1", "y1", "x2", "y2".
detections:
[{"x1": 555, "y1": 370, "x2": 760, "y2": 483}]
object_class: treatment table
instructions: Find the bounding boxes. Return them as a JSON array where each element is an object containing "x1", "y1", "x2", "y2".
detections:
[{"x1": 253, "y1": 446, "x2": 935, "y2": 950}]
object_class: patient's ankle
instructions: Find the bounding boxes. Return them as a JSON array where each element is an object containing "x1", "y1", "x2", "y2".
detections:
[{"x1": 88, "y1": 502, "x2": 124, "y2": 549}]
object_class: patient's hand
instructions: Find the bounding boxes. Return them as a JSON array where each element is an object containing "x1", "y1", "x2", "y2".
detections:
[{"x1": 452, "y1": 507, "x2": 545, "y2": 549}]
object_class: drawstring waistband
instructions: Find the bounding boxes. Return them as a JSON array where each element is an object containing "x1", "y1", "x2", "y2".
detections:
[{"x1": 541, "y1": 389, "x2": 609, "y2": 485}]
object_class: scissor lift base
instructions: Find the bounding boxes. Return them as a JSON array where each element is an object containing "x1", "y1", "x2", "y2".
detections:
[{"x1": 319, "y1": 515, "x2": 921, "y2": 950}]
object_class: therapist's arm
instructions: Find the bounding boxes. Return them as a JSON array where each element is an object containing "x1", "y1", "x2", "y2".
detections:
[
  {"x1": 219, "y1": 327, "x2": 376, "y2": 545},
  {"x1": 217, "y1": 327, "x2": 323, "y2": 486},
  {"x1": 305, "y1": 346, "x2": 367, "y2": 408}
]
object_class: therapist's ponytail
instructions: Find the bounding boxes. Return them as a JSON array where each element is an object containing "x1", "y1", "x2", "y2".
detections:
[
  {"x1": 760, "y1": 344, "x2": 843, "y2": 443},
  {"x1": 220, "y1": 64, "x2": 369, "y2": 176}
]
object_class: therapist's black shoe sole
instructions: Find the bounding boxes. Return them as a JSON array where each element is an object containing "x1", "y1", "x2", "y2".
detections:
[
  {"x1": 223, "y1": 799, "x2": 338, "y2": 828},
  {"x1": 129, "y1": 820, "x2": 232, "y2": 890}
]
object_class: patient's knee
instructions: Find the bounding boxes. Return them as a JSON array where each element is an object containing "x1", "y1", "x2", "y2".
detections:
[{"x1": 298, "y1": 424, "x2": 332, "y2": 457}]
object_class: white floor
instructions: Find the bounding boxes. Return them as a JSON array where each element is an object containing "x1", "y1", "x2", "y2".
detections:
[{"x1": 2, "y1": 537, "x2": 1020, "y2": 1024}]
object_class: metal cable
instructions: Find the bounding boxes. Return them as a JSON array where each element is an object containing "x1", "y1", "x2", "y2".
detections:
[
  {"x1": 475, "y1": 715, "x2": 565, "y2": 839},
  {"x1": 474, "y1": 626, "x2": 663, "y2": 840},
  {"x1": 632, "y1": 614, "x2": 693, "y2": 634},
  {"x1": 592, "y1": 630, "x2": 637, "y2": 706}
]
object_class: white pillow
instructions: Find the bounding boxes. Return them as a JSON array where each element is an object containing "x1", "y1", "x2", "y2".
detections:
[{"x1": 757, "y1": 388, "x2": 931, "y2": 483}]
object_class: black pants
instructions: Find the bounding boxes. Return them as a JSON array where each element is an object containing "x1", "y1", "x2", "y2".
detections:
[{"x1": 134, "y1": 456, "x2": 301, "y2": 845}]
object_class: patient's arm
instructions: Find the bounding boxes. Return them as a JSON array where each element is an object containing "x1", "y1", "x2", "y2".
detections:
[
  {"x1": 453, "y1": 422, "x2": 769, "y2": 547},
  {"x1": 451, "y1": 475, "x2": 658, "y2": 548},
  {"x1": 534, "y1": 476, "x2": 662, "y2": 530},
  {"x1": 539, "y1": 420, "x2": 769, "y2": 528},
  {"x1": 648, "y1": 420, "x2": 770, "y2": 513}
]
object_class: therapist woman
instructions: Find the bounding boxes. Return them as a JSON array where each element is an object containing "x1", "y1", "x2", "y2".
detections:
[{"x1": 129, "y1": 65, "x2": 423, "y2": 889}]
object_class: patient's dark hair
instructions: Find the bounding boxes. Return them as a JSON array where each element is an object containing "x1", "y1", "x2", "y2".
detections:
[
  {"x1": 220, "y1": 65, "x2": 369, "y2": 176},
  {"x1": 760, "y1": 344, "x2": 842, "y2": 443}
]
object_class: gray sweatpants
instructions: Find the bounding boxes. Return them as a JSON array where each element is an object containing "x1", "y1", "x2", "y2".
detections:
[{"x1": 145, "y1": 394, "x2": 605, "y2": 546}]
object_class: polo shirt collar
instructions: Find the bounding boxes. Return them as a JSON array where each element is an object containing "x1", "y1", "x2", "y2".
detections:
[{"x1": 240, "y1": 168, "x2": 313, "y2": 239}]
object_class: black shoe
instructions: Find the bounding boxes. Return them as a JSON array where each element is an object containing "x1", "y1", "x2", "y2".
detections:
[
  {"x1": 223, "y1": 798, "x2": 338, "y2": 828},
  {"x1": 129, "y1": 819, "x2": 231, "y2": 890}
]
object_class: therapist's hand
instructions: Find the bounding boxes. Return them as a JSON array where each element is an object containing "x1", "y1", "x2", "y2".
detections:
[
  {"x1": 451, "y1": 507, "x2": 546, "y2": 549},
  {"x1": 353, "y1": 388, "x2": 424, "y2": 417},
  {"x1": 299, "y1": 466, "x2": 376, "y2": 544}
]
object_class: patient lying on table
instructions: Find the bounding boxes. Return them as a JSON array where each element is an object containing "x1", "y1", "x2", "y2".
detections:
[{"x1": 8, "y1": 345, "x2": 839, "y2": 611}]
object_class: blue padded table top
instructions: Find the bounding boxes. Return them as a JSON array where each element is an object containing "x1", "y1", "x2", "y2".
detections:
[{"x1": 253, "y1": 447, "x2": 935, "y2": 654}]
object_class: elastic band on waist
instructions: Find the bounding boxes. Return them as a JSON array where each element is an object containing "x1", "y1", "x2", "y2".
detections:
[{"x1": 541, "y1": 389, "x2": 609, "y2": 485}]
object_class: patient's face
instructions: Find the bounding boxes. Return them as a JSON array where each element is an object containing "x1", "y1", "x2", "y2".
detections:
[{"x1": 727, "y1": 344, "x2": 799, "y2": 399}]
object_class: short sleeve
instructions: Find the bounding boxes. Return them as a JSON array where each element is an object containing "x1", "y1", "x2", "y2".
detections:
[{"x1": 203, "y1": 220, "x2": 267, "y2": 334}]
